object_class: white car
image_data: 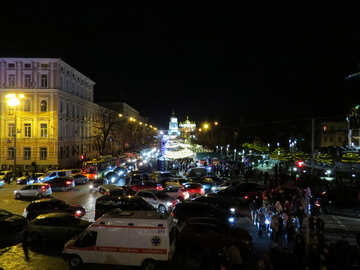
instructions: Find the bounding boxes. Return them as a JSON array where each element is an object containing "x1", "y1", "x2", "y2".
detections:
[
  {"x1": 14, "y1": 183, "x2": 52, "y2": 199},
  {"x1": 136, "y1": 190, "x2": 178, "y2": 214}
]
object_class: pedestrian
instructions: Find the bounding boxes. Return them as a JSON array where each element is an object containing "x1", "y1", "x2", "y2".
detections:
[{"x1": 22, "y1": 229, "x2": 29, "y2": 261}]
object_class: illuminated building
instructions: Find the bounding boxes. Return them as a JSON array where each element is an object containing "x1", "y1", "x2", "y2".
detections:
[
  {"x1": 0, "y1": 58, "x2": 99, "y2": 170},
  {"x1": 168, "y1": 111, "x2": 180, "y2": 138},
  {"x1": 179, "y1": 116, "x2": 196, "y2": 138}
]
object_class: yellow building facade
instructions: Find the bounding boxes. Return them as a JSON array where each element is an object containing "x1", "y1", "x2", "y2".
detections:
[{"x1": 0, "y1": 58, "x2": 98, "y2": 170}]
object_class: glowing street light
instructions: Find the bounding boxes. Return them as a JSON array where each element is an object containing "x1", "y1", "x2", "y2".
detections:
[
  {"x1": 214, "y1": 121, "x2": 219, "y2": 126},
  {"x1": 118, "y1": 113, "x2": 123, "y2": 118},
  {"x1": 198, "y1": 128, "x2": 202, "y2": 132},
  {"x1": 203, "y1": 123, "x2": 210, "y2": 130}
]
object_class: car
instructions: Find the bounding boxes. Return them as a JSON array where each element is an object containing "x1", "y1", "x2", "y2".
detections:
[
  {"x1": 216, "y1": 183, "x2": 263, "y2": 205},
  {"x1": 136, "y1": 190, "x2": 179, "y2": 214},
  {"x1": 182, "y1": 182, "x2": 204, "y2": 198},
  {"x1": 190, "y1": 177, "x2": 217, "y2": 194},
  {"x1": 70, "y1": 169, "x2": 83, "y2": 176},
  {"x1": 161, "y1": 179, "x2": 183, "y2": 188},
  {"x1": 26, "y1": 212, "x2": 91, "y2": 248},
  {"x1": 130, "y1": 181, "x2": 163, "y2": 192},
  {"x1": 177, "y1": 217, "x2": 252, "y2": 259},
  {"x1": 104, "y1": 171, "x2": 120, "y2": 184},
  {"x1": 14, "y1": 183, "x2": 52, "y2": 199},
  {"x1": 89, "y1": 178, "x2": 106, "y2": 192},
  {"x1": 0, "y1": 180, "x2": 4, "y2": 188},
  {"x1": 95, "y1": 195, "x2": 156, "y2": 220},
  {"x1": 16, "y1": 173, "x2": 45, "y2": 185},
  {"x1": 47, "y1": 177, "x2": 75, "y2": 191},
  {"x1": 0, "y1": 209, "x2": 26, "y2": 245},
  {"x1": 193, "y1": 195, "x2": 240, "y2": 216},
  {"x1": 113, "y1": 166, "x2": 128, "y2": 177},
  {"x1": 98, "y1": 184, "x2": 135, "y2": 196},
  {"x1": 186, "y1": 167, "x2": 208, "y2": 178},
  {"x1": 211, "y1": 181, "x2": 232, "y2": 192},
  {"x1": 73, "y1": 174, "x2": 89, "y2": 185},
  {"x1": 163, "y1": 186, "x2": 190, "y2": 201},
  {"x1": 0, "y1": 171, "x2": 13, "y2": 182},
  {"x1": 38, "y1": 170, "x2": 72, "y2": 182},
  {"x1": 171, "y1": 202, "x2": 231, "y2": 226},
  {"x1": 23, "y1": 198, "x2": 86, "y2": 221},
  {"x1": 319, "y1": 188, "x2": 360, "y2": 217}
]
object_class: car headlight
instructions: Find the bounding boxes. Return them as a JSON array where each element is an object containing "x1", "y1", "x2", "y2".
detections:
[
  {"x1": 228, "y1": 217, "x2": 235, "y2": 223},
  {"x1": 166, "y1": 202, "x2": 172, "y2": 206},
  {"x1": 211, "y1": 186, "x2": 216, "y2": 191},
  {"x1": 89, "y1": 184, "x2": 94, "y2": 189},
  {"x1": 230, "y1": 208, "x2": 236, "y2": 213}
]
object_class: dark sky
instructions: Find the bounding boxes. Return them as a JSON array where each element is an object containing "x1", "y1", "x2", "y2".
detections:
[{"x1": 2, "y1": 5, "x2": 360, "y2": 129}]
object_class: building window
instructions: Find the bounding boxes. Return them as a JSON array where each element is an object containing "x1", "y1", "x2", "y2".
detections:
[
  {"x1": 8, "y1": 63, "x2": 15, "y2": 69},
  {"x1": 8, "y1": 147, "x2": 15, "y2": 160},
  {"x1": 40, "y1": 63, "x2": 49, "y2": 69},
  {"x1": 24, "y1": 63, "x2": 31, "y2": 69},
  {"x1": 8, "y1": 123, "x2": 15, "y2": 137},
  {"x1": 24, "y1": 74, "x2": 32, "y2": 88},
  {"x1": 40, "y1": 123, "x2": 48, "y2": 138},
  {"x1": 24, "y1": 147, "x2": 31, "y2": 160},
  {"x1": 8, "y1": 74, "x2": 16, "y2": 88},
  {"x1": 40, "y1": 74, "x2": 48, "y2": 88},
  {"x1": 40, "y1": 100, "x2": 47, "y2": 112},
  {"x1": 24, "y1": 99, "x2": 31, "y2": 112},
  {"x1": 40, "y1": 147, "x2": 47, "y2": 160},
  {"x1": 24, "y1": 123, "x2": 31, "y2": 137}
]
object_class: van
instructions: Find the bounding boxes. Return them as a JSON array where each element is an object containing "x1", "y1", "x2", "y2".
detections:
[
  {"x1": 39, "y1": 170, "x2": 72, "y2": 182},
  {"x1": 63, "y1": 210, "x2": 176, "y2": 269}
]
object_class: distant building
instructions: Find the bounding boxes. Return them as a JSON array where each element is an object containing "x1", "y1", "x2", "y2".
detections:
[
  {"x1": 98, "y1": 102, "x2": 146, "y2": 123},
  {"x1": 168, "y1": 111, "x2": 180, "y2": 138},
  {"x1": 319, "y1": 120, "x2": 347, "y2": 147},
  {"x1": 179, "y1": 116, "x2": 196, "y2": 138}
]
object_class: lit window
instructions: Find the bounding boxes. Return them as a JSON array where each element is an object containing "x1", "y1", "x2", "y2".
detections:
[
  {"x1": 24, "y1": 123, "x2": 31, "y2": 137},
  {"x1": 40, "y1": 147, "x2": 47, "y2": 160},
  {"x1": 8, "y1": 74, "x2": 15, "y2": 88},
  {"x1": 8, "y1": 123, "x2": 15, "y2": 137},
  {"x1": 8, "y1": 147, "x2": 15, "y2": 160},
  {"x1": 24, "y1": 147, "x2": 31, "y2": 160},
  {"x1": 40, "y1": 100, "x2": 47, "y2": 112},
  {"x1": 40, "y1": 123, "x2": 48, "y2": 138},
  {"x1": 24, "y1": 99, "x2": 31, "y2": 112},
  {"x1": 40, "y1": 74, "x2": 48, "y2": 88}
]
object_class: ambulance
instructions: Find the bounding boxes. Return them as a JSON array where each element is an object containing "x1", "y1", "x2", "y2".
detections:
[{"x1": 62, "y1": 209, "x2": 176, "y2": 269}]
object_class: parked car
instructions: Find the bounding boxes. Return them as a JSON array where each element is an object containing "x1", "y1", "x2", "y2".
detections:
[
  {"x1": 186, "y1": 167, "x2": 207, "y2": 178},
  {"x1": 130, "y1": 181, "x2": 163, "y2": 192},
  {"x1": 216, "y1": 183, "x2": 263, "y2": 205},
  {"x1": 104, "y1": 171, "x2": 119, "y2": 184},
  {"x1": 0, "y1": 171, "x2": 13, "y2": 182},
  {"x1": 161, "y1": 179, "x2": 183, "y2": 188},
  {"x1": 73, "y1": 174, "x2": 89, "y2": 185},
  {"x1": 0, "y1": 209, "x2": 26, "y2": 245},
  {"x1": 182, "y1": 182, "x2": 204, "y2": 198},
  {"x1": 16, "y1": 173, "x2": 45, "y2": 185},
  {"x1": 177, "y1": 217, "x2": 252, "y2": 259},
  {"x1": 193, "y1": 195, "x2": 240, "y2": 216},
  {"x1": 113, "y1": 167, "x2": 128, "y2": 177},
  {"x1": 98, "y1": 185, "x2": 135, "y2": 196},
  {"x1": 95, "y1": 195, "x2": 155, "y2": 220},
  {"x1": 47, "y1": 177, "x2": 75, "y2": 191},
  {"x1": 89, "y1": 178, "x2": 106, "y2": 192},
  {"x1": 163, "y1": 186, "x2": 190, "y2": 201},
  {"x1": 26, "y1": 212, "x2": 90, "y2": 247},
  {"x1": 171, "y1": 202, "x2": 231, "y2": 226},
  {"x1": 38, "y1": 170, "x2": 72, "y2": 182},
  {"x1": 14, "y1": 183, "x2": 52, "y2": 199},
  {"x1": 23, "y1": 198, "x2": 85, "y2": 221},
  {"x1": 136, "y1": 190, "x2": 179, "y2": 214}
]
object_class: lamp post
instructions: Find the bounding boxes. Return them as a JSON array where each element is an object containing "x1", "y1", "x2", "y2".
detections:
[{"x1": 6, "y1": 93, "x2": 24, "y2": 178}]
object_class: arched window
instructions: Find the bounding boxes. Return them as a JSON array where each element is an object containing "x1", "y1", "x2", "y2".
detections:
[
  {"x1": 24, "y1": 99, "x2": 31, "y2": 112},
  {"x1": 40, "y1": 100, "x2": 47, "y2": 112}
]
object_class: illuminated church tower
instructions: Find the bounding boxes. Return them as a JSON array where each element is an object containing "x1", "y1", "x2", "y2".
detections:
[{"x1": 168, "y1": 111, "x2": 180, "y2": 138}]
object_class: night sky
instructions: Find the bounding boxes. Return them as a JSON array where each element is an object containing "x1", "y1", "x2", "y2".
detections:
[{"x1": 2, "y1": 6, "x2": 360, "y2": 129}]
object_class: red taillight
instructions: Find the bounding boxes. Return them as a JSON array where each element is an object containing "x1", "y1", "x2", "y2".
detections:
[
  {"x1": 74, "y1": 210, "x2": 82, "y2": 217},
  {"x1": 66, "y1": 181, "x2": 72, "y2": 185},
  {"x1": 41, "y1": 186, "x2": 46, "y2": 191},
  {"x1": 156, "y1": 185, "x2": 163, "y2": 191},
  {"x1": 321, "y1": 191, "x2": 326, "y2": 195},
  {"x1": 244, "y1": 195, "x2": 249, "y2": 200}
]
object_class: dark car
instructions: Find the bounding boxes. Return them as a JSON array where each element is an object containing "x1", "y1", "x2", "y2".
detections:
[
  {"x1": 26, "y1": 212, "x2": 90, "y2": 248},
  {"x1": 130, "y1": 181, "x2": 163, "y2": 192},
  {"x1": 319, "y1": 188, "x2": 360, "y2": 217},
  {"x1": 73, "y1": 174, "x2": 89, "y2": 185},
  {"x1": 0, "y1": 209, "x2": 26, "y2": 246},
  {"x1": 98, "y1": 185, "x2": 136, "y2": 196},
  {"x1": 24, "y1": 198, "x2": 85, "y2": 221},
  {"x1": 113, "y1": 167, "x2": 128, "y2": 177},
  {"x1": 189, "y1": 177, "x2": 217, "y2": 194},
  {"x1": 216, "y1": 183, "x2": 263, "y2": 205},
  {"x1": 47, "y1": 177, "x2": 75, "y2": 191},
  {"x1": 177, "y1": 217, "x2": 252, "y2": 259},
  {"x1": 194, "y1": 196, "x2": 240, "y2": 216},
  {"x1": 104, "y1": 171, "x2": 120, "y2": 184},
  {"x1": 172, "y1": 202, "x2": 231, "y2": 226},
  {"x1": 95, "y1": 195, "x2": 155, "y2": 220}
]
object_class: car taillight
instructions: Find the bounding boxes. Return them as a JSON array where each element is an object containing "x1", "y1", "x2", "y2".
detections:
[
  {"x1": 75, "y1": 210, "x2": 82, "y2": 217},
  {"x1": 156, "y1": 185, "x2": 163, "y2": 191},
  {"x1": 200, "y1": 188, "x2": 205, "y2": 195},
  {"x1": 66, "y1": 181, "x2": 72, "y2": 185},
  {"x1": 41, "y1": 186, "x2": 46, "y2": 191},
  {"x1": 244, "y1": 195, "x2": 249, "y2": 200}
]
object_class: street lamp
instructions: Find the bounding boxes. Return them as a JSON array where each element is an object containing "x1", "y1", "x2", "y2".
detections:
[
  {"x1": 214, "y1": 121, "x2": 219, "y2": 126},
  {"x1": 203, "y1": 123, "x2": 210, "y2": 130},
  {"x1": 6, "y1": 93, "x2": 24, "y2": 177}
]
